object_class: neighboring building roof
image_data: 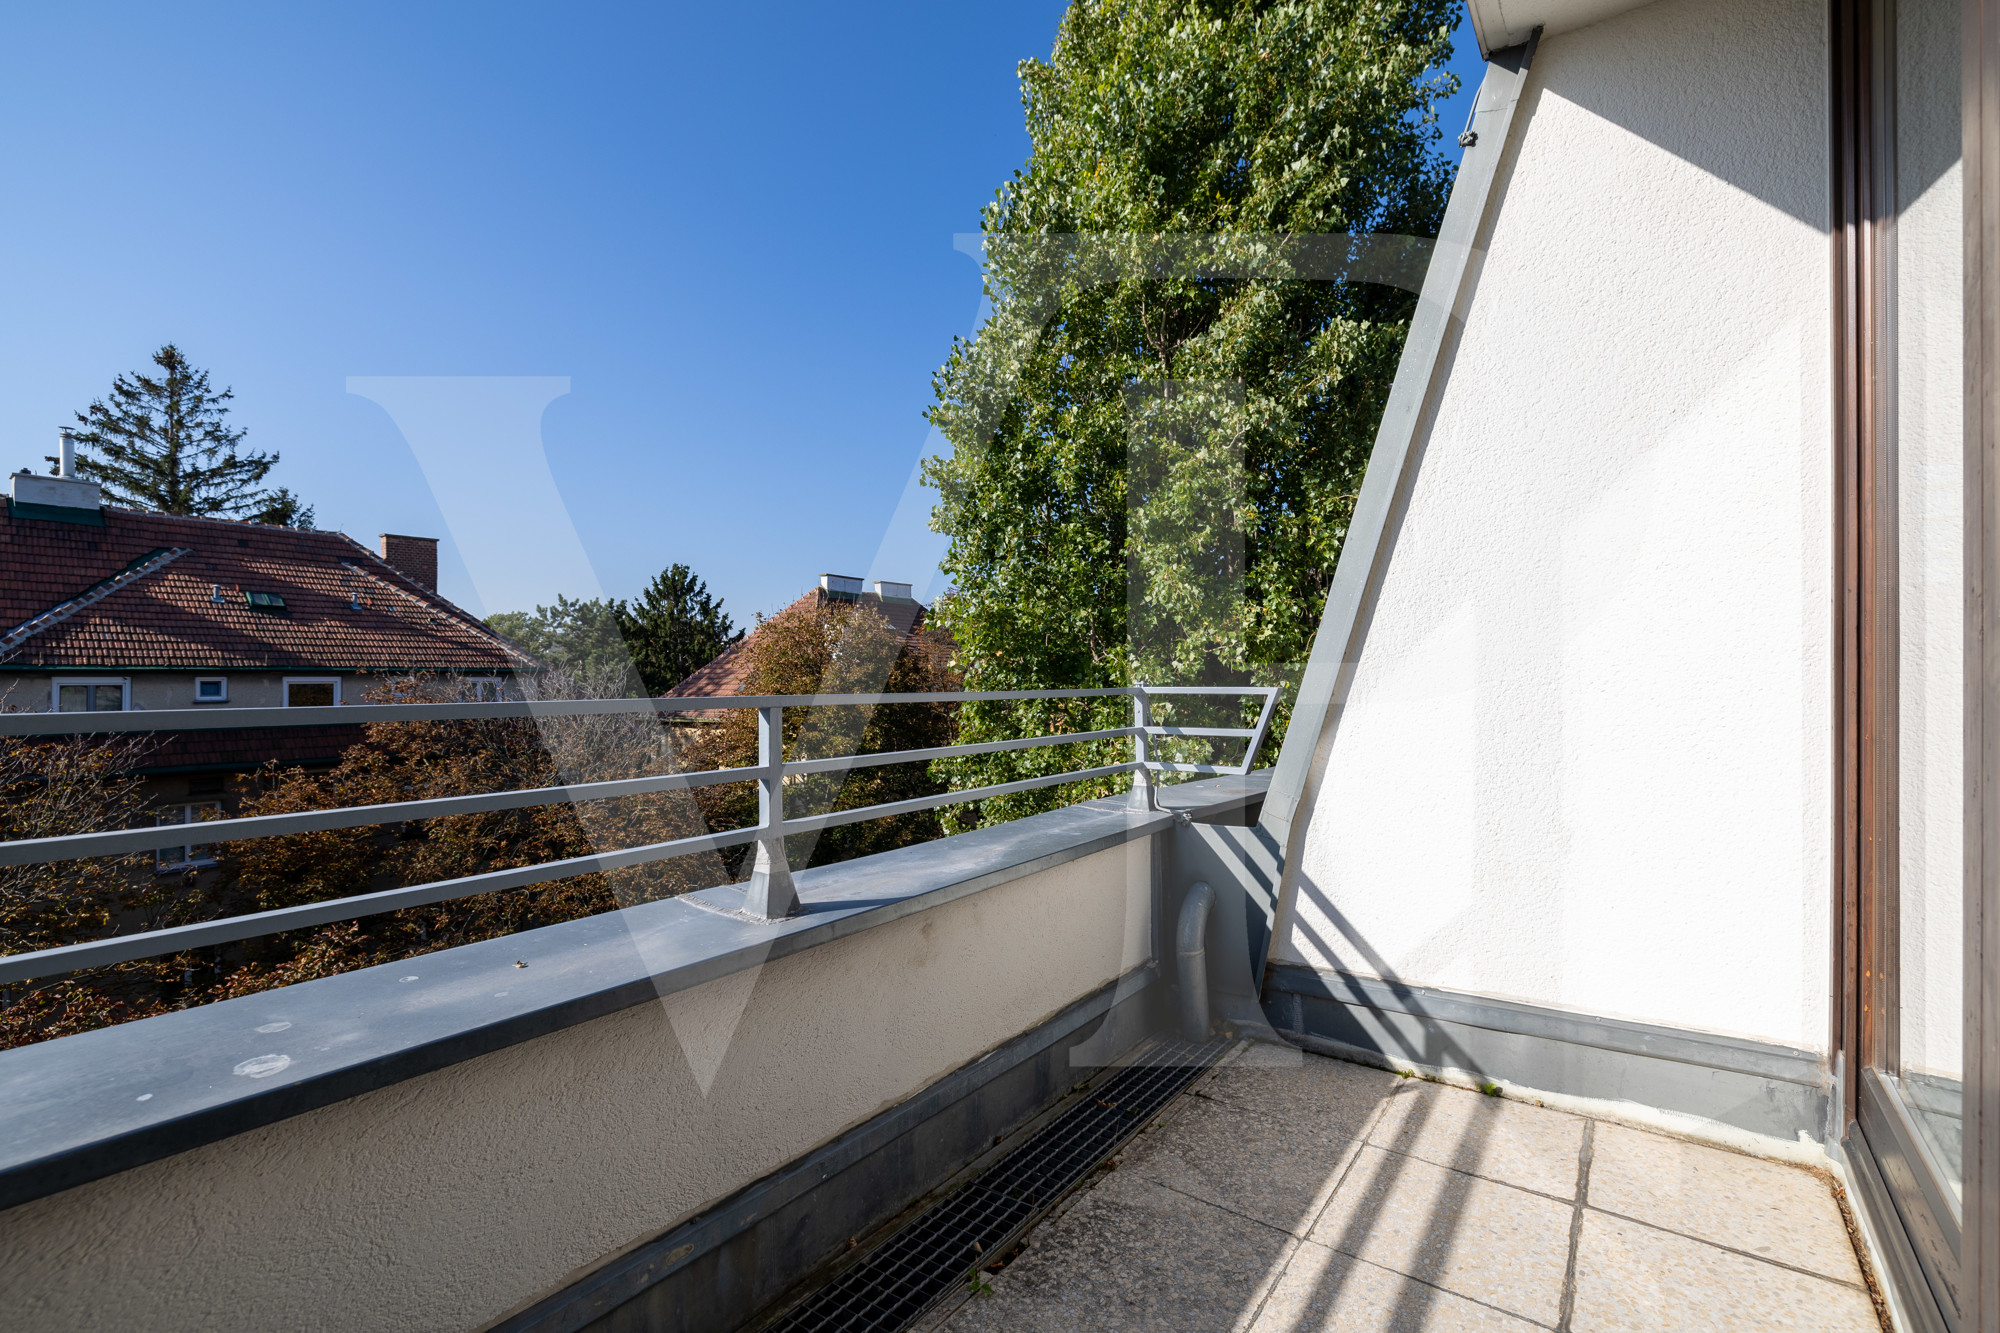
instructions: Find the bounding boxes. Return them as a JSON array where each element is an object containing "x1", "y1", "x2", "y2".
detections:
[
  {"x1": 666, "y1": 586, "x2": 928, "y2": 700},
  {"x1": 0, "y1": 502, "x2": 537, "y2": 673}
]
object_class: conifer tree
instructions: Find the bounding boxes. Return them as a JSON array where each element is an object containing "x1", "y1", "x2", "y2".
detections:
[
  {"x1": 70, "y1": 344, "x2": 291, "y2": 520},
  {"x1": 619, "y1": 564, "x2": 742, "y2": 695}
]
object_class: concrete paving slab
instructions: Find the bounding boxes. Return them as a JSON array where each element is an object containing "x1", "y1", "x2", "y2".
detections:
[
  {"x1": 1588, "y1": 1123, "x2": 1864, "y2": 1284},
  {"x1": 943, "y1": 1169, "x2": 1294, "y2": 1333},
  {"x1": 1116, "y1": 1092, "x2": 1367, "y2": 1236},
  {"x1": 1248, "y1": 1240, "x2": 1545, "y2": 1332},
  {"x1": 1200, "y1": 1050, "x2": 1402, "y2": 1136},
  {"x1": 1570, "y1": 1211, "x2": 1879, "y2": 1332},
  {"x1": 1365, "y1": 1080, "x2": 1586, "y2": 1200},
  {"x1": 1309, "y1": 1144, "x2": 1573, "y2": 1325}
]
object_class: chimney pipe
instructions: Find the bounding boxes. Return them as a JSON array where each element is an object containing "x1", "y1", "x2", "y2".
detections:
[{"x1": 57, "y1": 429, "x2": 75, "y2": 479}]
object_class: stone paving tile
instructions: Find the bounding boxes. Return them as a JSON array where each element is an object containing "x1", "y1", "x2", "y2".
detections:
[
  {"x1": 1116, "y1": 1090, "x2": 1368, "y2": 1236},
  {"x1": 1587, "y1": 1123, "x2": 1864, "y2": 1283},
  {"x1": 1570, "y1": 1211, "x2": 1880, "y2": 1332},
  {"x1": 1248, "y1": 1239, "x2": 1545, "y2": 1332},
  {"x1": 1309, "y1": 1143, "x2": 1572, "y2": 1326},
  {"x1": 1365, "y1": 1080, "x2": 1587, "y2": 1200},
  {"x1": 1199, "y1": 1049, "x2": 1403, "y2": 1137},
  {"x1": 944, "y1": 1169, "x2": 1295, "y2": 1333}
]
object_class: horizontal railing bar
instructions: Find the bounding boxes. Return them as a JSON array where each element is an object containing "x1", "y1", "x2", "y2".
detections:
[
  {"x1": 0, "y1": 823, "x2": 773, "y2": 985},
  {"x1": 0, "y1": 766, "x2": 758, "y2": 867},
  {"x1": 777, "y1": 763, "x2": 1142, "y2": 836},
  {"x1": 0, "y1": 758, "x2": 1152, "y2": 982},
  {"x1": 1130, "y1": 685, "x2": 1278, "y2": 696},
  {"x1": 0, "y1": 729, "x2": 1153, "y2": 863},
  {"x1": 0, "y1": 679, "x2": 1284, "y2": 979},
  {"x1": 0, "y1": 688, "x2": 1149, "y2": 736},
  {"x1": 784, "y1": 728, "x2": 1137, "y2": 776}
]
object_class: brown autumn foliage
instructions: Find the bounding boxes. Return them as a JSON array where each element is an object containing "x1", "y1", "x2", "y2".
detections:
[
  {"x1": 680, "y1": 595, "x2": 961, "y2": 870},
  {"x1": 0, "y1": 669, "x2": 732, "y2": 1049},
  {"x1": 0, "y1": 608, "x2": 962, "y2": 1050}
]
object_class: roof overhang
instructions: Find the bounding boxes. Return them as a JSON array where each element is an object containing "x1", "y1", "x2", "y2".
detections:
[{"x1": 1466, "y1": 0, "x2": 1660, "y2": 56}]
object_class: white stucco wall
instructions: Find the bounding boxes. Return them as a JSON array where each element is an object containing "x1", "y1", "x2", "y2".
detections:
[
  {"x1": 1282, "y1": 0, "x2": 1835, "y2": 1050},
  {"x1": 0, "y1": 840, "x2": 1153, "y2": 1332}
]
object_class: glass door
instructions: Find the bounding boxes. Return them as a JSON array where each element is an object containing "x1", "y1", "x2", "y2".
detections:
[
  {"x1": 1887, "y1": 0, "x2": 1965, "y2": 1211},
  {"x1": 1841, "y1": 0, "x2": 1968, "y2": 1323}
]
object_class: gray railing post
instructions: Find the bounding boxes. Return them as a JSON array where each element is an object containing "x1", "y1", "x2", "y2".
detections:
[
  {"x1": 1132, "y1": 687, "x2": 1160, "y2": 812},
  {"x1": 743, "y1": 704, "x2": 799, "y2": 918}
]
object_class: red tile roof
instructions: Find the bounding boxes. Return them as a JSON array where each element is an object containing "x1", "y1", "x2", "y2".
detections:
[{"x1": 0, "y1": 503, "x2": 536, "y2": 673}]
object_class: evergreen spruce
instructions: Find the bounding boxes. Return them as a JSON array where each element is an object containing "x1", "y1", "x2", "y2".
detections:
[
  {"x1": 619, "y1": 564, "x2": 741, "y2": 696},
  {"x1": 71, "y1": 344, "x2": 293, "y2": 520}
]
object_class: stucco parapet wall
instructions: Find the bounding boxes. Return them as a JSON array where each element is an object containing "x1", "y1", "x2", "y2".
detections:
[{"x1": 0, "y1": 770, "x2": 1267, "y2": 1214}]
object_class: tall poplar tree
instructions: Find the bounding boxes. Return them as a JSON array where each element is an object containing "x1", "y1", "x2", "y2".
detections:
[
  {"x1": 923, "y1": 0, "x2": 1457, "y2": 825},
  {"x1": 71, "y1": 344, "x2": 294, "y2": 520}
]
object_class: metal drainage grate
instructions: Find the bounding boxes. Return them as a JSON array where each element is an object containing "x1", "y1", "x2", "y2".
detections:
[{"x1": 760, "y1": 1036, "x2": 1229, "y2": 1333}]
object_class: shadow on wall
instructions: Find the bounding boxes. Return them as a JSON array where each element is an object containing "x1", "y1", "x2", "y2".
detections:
[{"x1": 1528, "y1": 0, "x2": 1847, "y2": 225}]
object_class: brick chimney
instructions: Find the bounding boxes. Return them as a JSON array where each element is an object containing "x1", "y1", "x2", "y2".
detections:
[{"x1": 379, "y1": 533, "x2": 438, "y2": 591}]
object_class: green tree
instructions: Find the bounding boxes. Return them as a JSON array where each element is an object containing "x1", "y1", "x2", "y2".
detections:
[
  {"x1": 250, "y1": 486, "x2": 315, "y2": 529},
  {"x1": 71, "y1": 344, "x2": 300, "y2": 519},
  {"x1": 680, "y1": 597, "x2": 961, "y2": 870},
  {"x1": 486, "y1": 596, "x2": 635, "y2": 686},
  {"x1": 922, "y1": 0, "x2": 1457, "y2": 826},
  {"x1": 617, "y1": 563, "x2": 742, "y2": 695}
]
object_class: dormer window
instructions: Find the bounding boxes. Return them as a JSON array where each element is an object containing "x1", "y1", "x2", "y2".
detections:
[{"x1": 245, "y1": 591, "x2": 286, "y2": 613}]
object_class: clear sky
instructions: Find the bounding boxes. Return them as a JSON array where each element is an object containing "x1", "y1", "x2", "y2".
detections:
[{"x1": 0, "y1": 2, "x2": 1482, "y2": 627}]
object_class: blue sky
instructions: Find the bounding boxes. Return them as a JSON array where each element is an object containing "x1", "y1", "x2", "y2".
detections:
[{"x1": 0, "y1": 2, "x2": 1482, "y2": 627}]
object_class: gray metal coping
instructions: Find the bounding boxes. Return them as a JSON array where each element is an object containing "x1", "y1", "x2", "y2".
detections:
[
  {"x1": 0, "y1": 771, "x2": 1268, "y2": 1214},
  {"x1": 1266, "y1": 962, "x2": 1827, "y2": 1088}
]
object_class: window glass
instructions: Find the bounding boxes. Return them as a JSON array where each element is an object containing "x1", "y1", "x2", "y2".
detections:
[
  {"x1": 155, "y1": 803, "x2": 221, "y2": 871},
  {"x1": 1893, "y1": 0, "x2": 1964, "y2": 1202},
  {"x1": 286, "y1": 681, "x2": 336, "y2": 707},
  {"x1": 57, "y1": 684, "x2": 87, "y2": 712},
  {"x1": 196, "y1": 679, "x2": 225, "y2": 701},
  {"x1": 91, "y1": 684, "x2": 123, "y2": 712}
]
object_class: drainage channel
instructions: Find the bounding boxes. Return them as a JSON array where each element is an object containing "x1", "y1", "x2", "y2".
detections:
[{"x1": 755, "y1": 1035, "x2": 1231, "y2": 1333}]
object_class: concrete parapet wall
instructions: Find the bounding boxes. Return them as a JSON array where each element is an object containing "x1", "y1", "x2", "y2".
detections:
[{"x1": 0, "y1": 838, "x2": 1153, "y2": 1332}]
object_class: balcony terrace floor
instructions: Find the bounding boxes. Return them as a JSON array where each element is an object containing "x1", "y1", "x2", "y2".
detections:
[{"x1": 921, "y1": 1046, "x2": 1886, "y2": 1333}]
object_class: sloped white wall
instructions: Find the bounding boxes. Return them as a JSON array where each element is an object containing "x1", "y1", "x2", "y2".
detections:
[{"x1": 1282, "y1": 0, "x2": 1833, "y2": 1051}]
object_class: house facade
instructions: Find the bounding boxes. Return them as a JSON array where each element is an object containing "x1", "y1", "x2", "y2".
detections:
[{"x1": 1, "y1": 467, "x2": 538, "y2": 865}]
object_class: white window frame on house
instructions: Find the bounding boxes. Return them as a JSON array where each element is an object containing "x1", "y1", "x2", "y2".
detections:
[
  {"x1": 193, "y1": 676, "x2": 228, "y2": 705},
  {"x1": 282, "y1": 677, "x2": 341, "y2": 708},
  {"x1": 154, "y1": 802, "x2": 222, "y2": 873},
  {"x1": 50, "y1": 678, "x2": 128, "y2": 713}
]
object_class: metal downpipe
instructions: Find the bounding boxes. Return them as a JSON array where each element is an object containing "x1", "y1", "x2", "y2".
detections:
[{"x1": 1176, "y1": 880, "x2": 1216, "y2": 1042}]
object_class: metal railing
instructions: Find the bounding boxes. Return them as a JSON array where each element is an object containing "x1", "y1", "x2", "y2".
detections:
[{"x1": 0, "y1": 685, "x2": 1278, "y2": 983}]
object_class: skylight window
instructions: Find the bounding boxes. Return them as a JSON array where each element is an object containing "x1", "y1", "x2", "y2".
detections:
[{"x1": 244, "y1": 590, "x2": 287, "y2": 613}]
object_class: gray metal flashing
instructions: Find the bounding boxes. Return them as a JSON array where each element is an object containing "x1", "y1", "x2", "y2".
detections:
[
  {"x1": 487, "y1": 966, "x2": 1162, "y2": 1333},
  {"x1": 1267, "y1": 963, "x2": 1825, "y2": 1086},
  {"x1": 1268, "y1": 963, "x2": 1831, "y2": 1141},
  {"x1": 1839, "y1": 1128, "x2": 1956, "y2": 1333},
  {"x1": 1251, "y1": 36, "x2": 1541, "y2": 981},
  {"x1": 0, "y1": 773, "x2": 1261, "y2": 1214}
]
